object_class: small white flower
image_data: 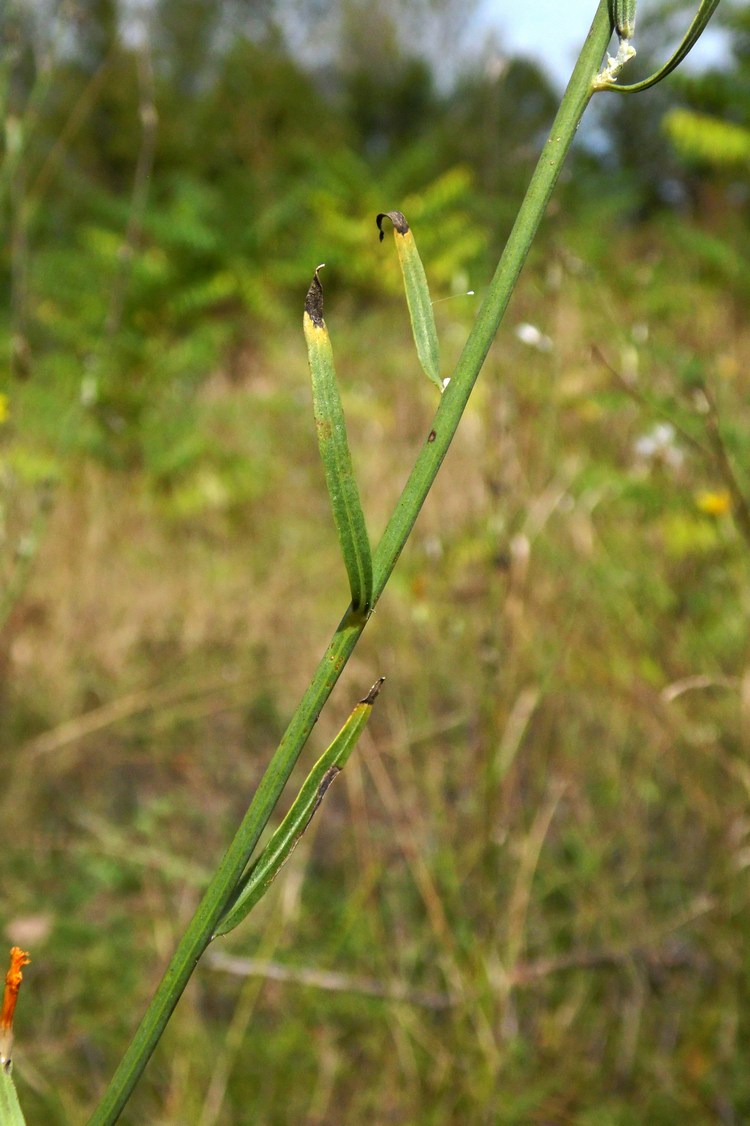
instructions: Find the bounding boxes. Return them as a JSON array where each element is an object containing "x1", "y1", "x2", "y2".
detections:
[
  {"x1": 423, "y1": 535, "x2": 443, "y2": 560},
  {"x1": 514, "y1": 322, "x2": 553, "y2": 353},
  {"x1": 633, "y1": 422, "x2": 684, "y2": 469}
]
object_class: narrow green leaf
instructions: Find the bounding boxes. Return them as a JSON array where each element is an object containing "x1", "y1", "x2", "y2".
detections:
[
  {"x1": 0, "y1": 1067, "x2": 27, "y2": 1126},
  {"x1": 303, "y1": 267, "x2": 373, "y2": 616},
  {"x1": 214, "y1": 678, "x2": 384, "y2": 937},
  {"x1": 376, "y1": 211, "x2": 442, "y2": 393},
  {"x1": 596, "y1": 0, "x2": 720, "y2": 92}
]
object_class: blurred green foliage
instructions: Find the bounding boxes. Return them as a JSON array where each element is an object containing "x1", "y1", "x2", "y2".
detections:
[
  {"x1": 663, "y1": 3, "x2": 750, "y2": 171},
  {"x1": 2, "y1": 0, "x2": 746, "y2": 481}
]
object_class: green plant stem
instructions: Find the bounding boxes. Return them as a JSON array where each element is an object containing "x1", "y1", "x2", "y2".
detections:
[
  {"x1": 89, "y1": 5, "x2": 613, "y2": 1122},
  {"x1": 374, "y1": 5, "x2": 613, "y2": 590}
]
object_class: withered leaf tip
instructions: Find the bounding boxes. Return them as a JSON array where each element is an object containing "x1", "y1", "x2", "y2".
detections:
[
  {"x1": 361, "y1": 676, "x2": 385, "y2": 706},
  {"x1": 305, "y1": 264, "x2": 326, "y2": 327},
  {"x1": 376, "y1": 211, "x2": 410, "y2": 242}
]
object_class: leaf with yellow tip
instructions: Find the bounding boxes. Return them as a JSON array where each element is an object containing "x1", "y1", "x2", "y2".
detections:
[
  {"x1": 377, "y1": 211, "x2": 442, "y2": 393},
  {"x1": 303, "y1": 266, "x2": 373, "y2": 617}
]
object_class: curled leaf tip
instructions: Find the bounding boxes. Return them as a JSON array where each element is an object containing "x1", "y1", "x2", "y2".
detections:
[
  {"x1": 305, "y1": 265, "x2": 326, "y2": 327},
  {"x1": 376, "y1": 211, "x2": 410, "y2": 242},
  {"x1": 361, "y1": 676, "x2": 385, "y2": 706}
]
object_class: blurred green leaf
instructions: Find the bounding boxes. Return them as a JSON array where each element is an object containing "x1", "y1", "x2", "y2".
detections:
[{"x1": 0, "y1": 1068, "x2": 27, "y2": 1126}]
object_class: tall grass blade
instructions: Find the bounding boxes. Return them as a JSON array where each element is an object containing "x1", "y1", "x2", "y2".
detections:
[{"x1": 304, "y1": 267, "x2": 373, "y2": 616}]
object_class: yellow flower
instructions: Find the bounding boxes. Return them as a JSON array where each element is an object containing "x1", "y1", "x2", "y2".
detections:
[
  {"x1": 0, "y1": 394, "x2": 9, "y2": 424},
  {"x1": 694, "y1": 489, "x2": 731, "y2": 516}
]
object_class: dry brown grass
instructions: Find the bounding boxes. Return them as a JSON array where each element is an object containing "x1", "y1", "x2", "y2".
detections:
[{"x1": 3, "y1": 239, "x2": 750, "y2": 1122}]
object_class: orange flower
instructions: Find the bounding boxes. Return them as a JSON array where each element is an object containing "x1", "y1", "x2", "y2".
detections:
[{"x1": 0, "y1": 947, "x2": 31, "y2": 1065}]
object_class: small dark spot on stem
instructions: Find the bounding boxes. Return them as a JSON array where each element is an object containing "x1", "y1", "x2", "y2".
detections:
[
  {"x1": 376, "y1": 210, "x2": 410, "y2": 242},
  {"x1": 428, "y1": 429, "x2": 436, "y2": 444}
]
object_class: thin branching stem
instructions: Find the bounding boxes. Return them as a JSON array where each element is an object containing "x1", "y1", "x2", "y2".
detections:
[{"x1": 89, "y1": 5, "x2": 614, "y2": 1121}]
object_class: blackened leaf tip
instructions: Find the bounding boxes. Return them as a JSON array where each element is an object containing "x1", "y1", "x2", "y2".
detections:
[
  {"x1": 305, "y1": 264, "x2": 326, "y2": 327},
  {"x1": 361, "y1": 676, "x2": 385, "y2": 705},
  {"x1": 376, "y1": 211, "x2": 410, "y2": 241}
]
